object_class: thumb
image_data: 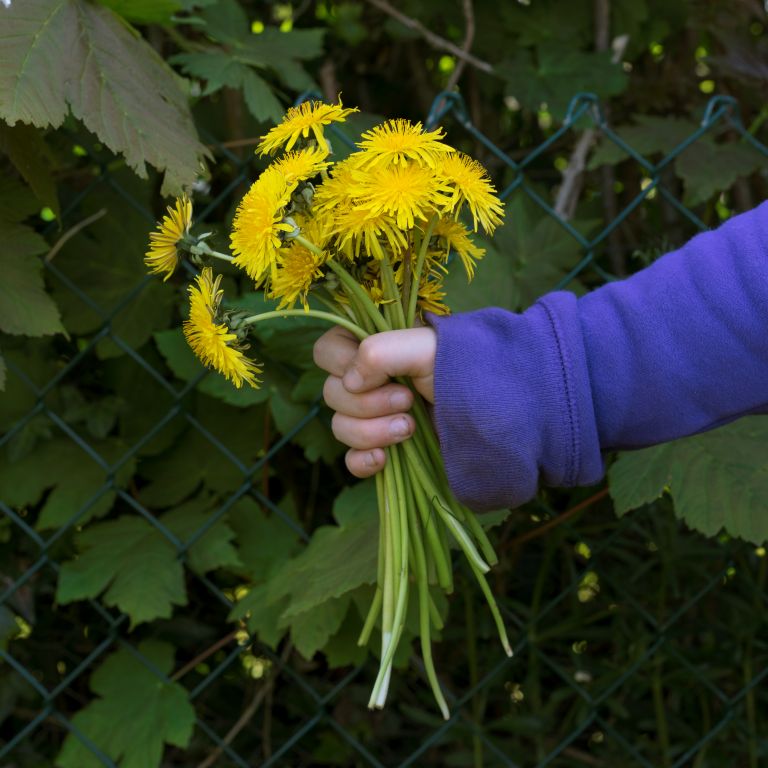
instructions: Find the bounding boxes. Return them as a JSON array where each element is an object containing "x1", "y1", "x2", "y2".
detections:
[{"x1": 342, "y1": 327, "x2": 436, "y2": 403}]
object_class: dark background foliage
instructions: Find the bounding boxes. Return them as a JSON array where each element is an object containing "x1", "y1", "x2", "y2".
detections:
[{"x1": 1, "y1": 1, "x2": 767, "y2": 766}]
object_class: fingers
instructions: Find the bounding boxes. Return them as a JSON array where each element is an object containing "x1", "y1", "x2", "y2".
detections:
[
  {"x1": 322, "y1": 376, "x2": 413, "y2": 418},
  {"x1": 345, "y1": 447, "x2": 387, "y2": 478},
  {"x1": 331, "y1": 411, "x2": 415, "y2": 450},
  {"x1": 313, "y1": 325, "x2": 360, "y2": 377},
  {"x1": 342, "y1": 327, "x2": 436, "y2": 403}
]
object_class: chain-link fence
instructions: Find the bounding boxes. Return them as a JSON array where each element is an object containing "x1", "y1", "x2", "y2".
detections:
[{"x1": 1, "y1": 91, "x2": 767, "y2": 767}]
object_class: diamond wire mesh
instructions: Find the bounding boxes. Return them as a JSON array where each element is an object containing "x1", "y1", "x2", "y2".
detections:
[{"x1": 1, "y1": 90, "x2": 767, "y2": 767}]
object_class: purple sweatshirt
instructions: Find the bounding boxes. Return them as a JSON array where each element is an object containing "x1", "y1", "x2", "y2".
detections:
[{"x1": 427, "y1": 201, "x2": 768, "y2": 511}]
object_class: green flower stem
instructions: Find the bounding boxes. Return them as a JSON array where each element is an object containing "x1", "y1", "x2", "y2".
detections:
[
  {"x1": 406, "y1": 214, "x2": 439, "y2": 327},
  {"x1": 358, "y1": 586, "x2": 382, "y2": 648},
  {"x1": 358, "y1": 469, "x2": 388, "y2": 647},
  {"x1": 380, "y1": 253, "x2": 406, "y2": 327},
  {"x1": 295, "y1": 237, "x2": 391, "y2": 334},
  {"x1": 241, "y1": 309, "x2": 368, "y2": 341},
  {"x1": 405, "y1": 465, "x2": 450, "y2": 720},
  {"x1": 371, "y1": 444, "x2": 411, "y2": 708},
  {"x1": 405, "y1": 454, "x2": 453, "y2": 591},
  {"x1": 401, "y1": 440, "x2": 490, "y2": 574}
]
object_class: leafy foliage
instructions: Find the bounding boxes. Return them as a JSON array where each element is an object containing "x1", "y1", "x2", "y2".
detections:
[
  {"x1": 56, "y1": 641, "x2": 195, "y2": 768},
  {"x1": 0, "y1": 0, "x2": 209, "y2": 193},
  {"x1": 609, "y1": 417, "x2": 768, "y2": 544},
  {"x1": 2, "y1": 0, "x2": 768, "y2": 765}
]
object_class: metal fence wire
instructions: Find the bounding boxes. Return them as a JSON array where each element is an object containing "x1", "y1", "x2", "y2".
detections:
[{"x1": 1, "y1": 90, "x2": 768, "y2": 767}]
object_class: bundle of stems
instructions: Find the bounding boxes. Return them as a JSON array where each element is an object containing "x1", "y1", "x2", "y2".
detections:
[{"x1": 145, "y1": 100, "x2": 512, "y2": 718}]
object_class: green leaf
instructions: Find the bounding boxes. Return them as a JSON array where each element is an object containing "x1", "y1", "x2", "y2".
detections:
[
  {"x1": 0, "y1": 437, "x2": 136, "y2": 530},
  {"x1": 57, "y1": 515, "x2": 187, "y2": 626},
  {"x1": 676, "y1": 140, "x2": 768, "y2": 206},
  {"x1": 228, "y1": 497, "x2": 302, "y2": 581},
  {"x1": 51, "y1": 210, "x2": 174, "y2": 359},
  {"x1": 0, "y1": 227, "x2": 63, "y2": 337},
  {"x1": 323, "y1": 600, "x2": 369, "y2": 668},
  {"x1": 286, "y1": 595, "x2": 351, "y2": 660},
  {"x1": 275, "y1": 515, "x2": 379, "y2": 619},
  {"x1": 55, "y1": 640, "x2": 194, "y2": 768},
  {"x1": 588, "y1": 115, "x2": 699, "y2": 170},
  {"x1": 497, "y1": 44, "x2": 627, "y2": 119},
  {"x1": 0, "y1": 0, "x2": 209, "y2": 194},
  {"x1": 162, "y1": 497, "x2": 242, "y2": 575},
  {"x1": 95, "y1": 0, "x2": 182, "y2": 24},
  {"x1": 241, "y1": 68, "x2": 285, "y2": 124},
  {"x1": 332, "y1": 479, "x2": 377, "y2": 526},
  {"x1": 0, "y1": 123, "x2": 60, "y2": 218},
  {"x1": 609, "y1": 418, "x2": 768, "y2": 544}
]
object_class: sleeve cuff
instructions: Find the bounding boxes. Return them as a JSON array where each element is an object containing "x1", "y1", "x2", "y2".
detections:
[{"x1": 426, "y1": 292, "x2": 604, "y2": 511}]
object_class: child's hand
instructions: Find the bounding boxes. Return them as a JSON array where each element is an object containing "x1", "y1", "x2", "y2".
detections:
[{"x1": 313, "y1": 325, "x2": 437, "y2": 477}]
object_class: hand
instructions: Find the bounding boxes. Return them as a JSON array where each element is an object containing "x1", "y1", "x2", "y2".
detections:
[{"x1": 313, "y1": 325, "x2": 437, "y2": 478}]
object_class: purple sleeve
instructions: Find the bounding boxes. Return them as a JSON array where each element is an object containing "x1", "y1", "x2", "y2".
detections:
[{"x1": 427, "y1": 201, "x2": 768, "y2": 512}]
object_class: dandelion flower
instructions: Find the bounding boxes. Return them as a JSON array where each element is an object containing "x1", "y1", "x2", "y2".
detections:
[
  {"x1": 356, "y1": 119, "x2": 454, "y2": 168},
  {"x1": 312, "y1": 156, "x2": 359, "y2": 213},
  {"x1": 438, "y1": 153, "x2": 504, "y2": 234},
  {"x1": 334, "y1": 206, "x2": 408, "y2": 261},
  {"x1": 270, "y1": 147, "x2": 330, "y2": 186},
  {"x1": 145, "y1": 196, "x2": 192, "y2": 281},
  {"x1": 433, "y1": 218, "x2": 486, "y2": 280},
  {"x1": 183, "y1": 268, "x2": 261, "y2": 389},
  {"x1": 418, "y1": 272, "x2": 450, "y2": 316},
  {"x1": 351, "y1": 163, "x2": 452, "y2": 230},
  {"x1": 231, "y1": 168, "x2": 294, "y2": 283},
  {"x1": 269, "y1": 216, "x2": 329, "y2": 309},
  {"x1": 257, "y1": 99, "x2": 359, "y2": 155}
]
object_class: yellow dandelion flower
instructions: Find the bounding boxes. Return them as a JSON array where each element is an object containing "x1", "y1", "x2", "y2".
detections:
[
  {"x1": 433, "y1": 218, "x2": 486, "y2": 280},
  {"x1": 438, "y1": 153, "x2": 505, "y2": 234},
  {"x1": 269, "y1": 216, "x2": 328, "y2": 310},
  {"x1": 230, "y1": 168, "x2": 294, "y2": 284},
  {"x1": 334, "y1": 206, "x2": 408, "y2": 261},
  {"x1": 356, "y1": 119, "x2": 455, "y2": 168},
  {"x1": 351, "y1": 163, "x2": 452, "y2": 230},
  {"x1": 145, "y1": 196, "x2": 192, "y2": 281},
  {"x1": 418, "y1": 272, "x2": 450, "y2": 316},
  {"x1": 257, "y1": 99, "x2": 359, "y2": 155},
  {"x1": 312, "y1": 157, "x2": 359, "y2": 213},
  {"x1": 270, "y1": 147, "x2": 330, "y2": 186},
  {"x1": 183, "y1": 268, "x2": 261, "y2": 389}
]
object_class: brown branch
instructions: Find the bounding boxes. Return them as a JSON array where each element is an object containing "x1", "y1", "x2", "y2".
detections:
[
  {"x1": 196, "y1": 642, "x2": 293, "y2": 768},
  {"x1": 171, "y1": 629, "x2": 238, "y2": 682},
  {"x1": 363, "y1": 0, "x2": 493, "y2": 74},
  {"x1": 509, "y1": 488, "x2": 610, "y2": 549},
  {"x1": 444, "y1": 0, "x2": 476, "y2": 93},
  {"x1": 45, "y1": 208, "x2": 106, "y2": 263}
]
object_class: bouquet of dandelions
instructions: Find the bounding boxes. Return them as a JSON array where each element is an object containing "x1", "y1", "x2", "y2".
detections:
[{"x1": 145, "y1": 100, "x2": 510, "y2": 718}]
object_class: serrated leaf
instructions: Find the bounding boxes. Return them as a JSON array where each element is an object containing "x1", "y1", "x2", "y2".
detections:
[
  {"x1": 286, "y1": 595, "x2": 350, "y2": 660},
  {"x1": 332, "y1": 479, "x2": 376, "y2": 526},
  {"x1": 0, "y1": 226, "x2": 63, "y2": 337},
  {"x1": 676, "y1": 140, "x2": 767, "y2": 206},
  {"x1": 0, "y1": 0, "x2": 209, "y2": 194},
  {"x1": 0, "y1": 174, "x2": 40, "y2": 223},
  {"x1": 51, "y1": 209, "x2": 174, "y2": 359},
  {"x1": 588, "y1": 115, "x2": 699, "y2": 170},
  {"x1": 162, "y1": 497, "x2": 242, "y2": 574},
  {"x1": 96, "y1": 0, "x2": 182, "y2": 24},
  {"x1": 241, "y1": 68, "x2": 284, "y2": 124},
  {"x1": 323, "y1": 601, "x2": 369, "y2": 668},
  {"x1": 55, "y1": 640, "x2": 194, "y2": 768},
  {"x1": 609, "y1": 418, "x2": 768, "y2": 544},
  {"x1": 228, "y1": 497, "x2": 302, "y2": 580},
  {"x1": 0, "y1": 437, "x2": 136, "y2": 530},
  {"x1": 274, "y1": 515, "x2": 378, "y2": 619},
  {"x1": 498, "y1": 44, "x2": 627, "y2": 119},
  {"x1": 57, "y1": 516, "x2": 187, "y2": 626},
  {"x1": 0, "y1": 123, "x2": 60, "y2": 218}
]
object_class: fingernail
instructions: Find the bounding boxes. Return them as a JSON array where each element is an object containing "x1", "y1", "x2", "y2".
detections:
[
  {"x1": 389, "y1": 391, "x2": 411, "y2": 411},
  {"x1": 365, "y1": 451, "x2": 379, "y2": 468},
  {"x1": 344, "y1": 368, "x2": 363, "y2": 391},
  {"x1": 389, "y1": 417, "x2": 411, "y2": 437}
]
